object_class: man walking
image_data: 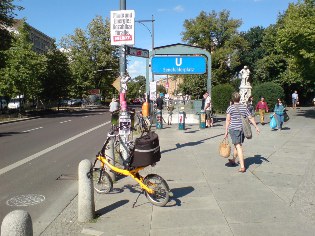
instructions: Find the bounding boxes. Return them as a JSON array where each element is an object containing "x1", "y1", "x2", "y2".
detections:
[
  {"x1": 292, "y1": 91, "x2": 299, "y2": 110},
  {"x1": 255, "y1": 97, "x2": 269, "y2": 125}
]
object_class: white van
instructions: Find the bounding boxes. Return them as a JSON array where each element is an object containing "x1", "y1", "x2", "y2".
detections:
[{"x1": 8, "y1": 95, "x2": 24, "y2": 110}]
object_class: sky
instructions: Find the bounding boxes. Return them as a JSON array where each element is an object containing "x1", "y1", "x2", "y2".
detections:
[{"x1": 14, "y1": 0, "x2": 298, "y2": 79}]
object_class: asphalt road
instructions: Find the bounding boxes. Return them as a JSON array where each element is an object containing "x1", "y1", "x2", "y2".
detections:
[{"x1": 0, "y1": 107, "x2": 113, "y2": 235}]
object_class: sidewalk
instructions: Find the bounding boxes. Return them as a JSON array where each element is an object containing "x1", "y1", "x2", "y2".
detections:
[{"x1": 42, "y1": 107, "x2": 315, "y2": 236}]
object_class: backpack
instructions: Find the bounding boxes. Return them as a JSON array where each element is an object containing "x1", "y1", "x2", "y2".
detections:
[{"x1": 235, "y1": 105, "x2": 252, "y2": 139}]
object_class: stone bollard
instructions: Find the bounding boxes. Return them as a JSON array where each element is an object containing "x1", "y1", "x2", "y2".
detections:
[
  {"x1": 1, "y1": 210, "x2": 33, "y2": 236},
  {"x1": 78, "y1": 159, "x2": 95, "y2": 222},
  {"x1": 105, "y1": 137, "x2": 116, "y2": 182}
]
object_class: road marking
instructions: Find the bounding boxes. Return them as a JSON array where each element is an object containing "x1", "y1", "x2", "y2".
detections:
[
  {"x1": 6, "y1": 194, "x2": 45, "y2": 207},
  {"x1": 0, "y1": 121, "x2": 110, "y2": 176},
  {"x1": 81, "y1": 228, "x2": 104, "y2": 236},
  {"x1": 22, "y1": 127, "x2": 43, "y2": 133},
  {"x1": 82, "y1": 116, "x2": 88, "y2": 118},
  {"x1": 60, "y1": 120, "x2": 72, "y2": 124}
]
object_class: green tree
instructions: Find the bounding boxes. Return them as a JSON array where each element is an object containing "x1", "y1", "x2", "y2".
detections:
[
  {"x1": 178, "y1": 74, "x2": 207, "y2": 99},
  {"x1": 0, "y1": 0, "x2": 23, "y2": 68},
  {"x1": 181, "y1": 10, "x2": 247, "y2": 85},
  {"x1": 60, "y1": 16, "x2": 119, "y2": 98},
  {"x1": 239, "y1": 26, "x2": 266, "y2": 84},
  {"x1": 275, "y1": 0, "x2": 315, "y2": 100},
  {"x1": 252, "y1": 82, "x2": 285, "y2": 110},
  {"x1": 41, "y1": 45, "x2": 73, "y2": 107},
  {"x1": 0, "y1": 22, "x2": 46, "y2": 104},
  {"x1": 212, "y1": 84, "x2": 235, "y2": 113},
  {"x1": 126, "y1": 75, "x2": 146, "y2": 99}
]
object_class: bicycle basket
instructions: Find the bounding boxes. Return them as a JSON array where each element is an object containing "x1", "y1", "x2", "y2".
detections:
[{"x1": 130, "y1": 131, "x2": 161, "y2": 167}]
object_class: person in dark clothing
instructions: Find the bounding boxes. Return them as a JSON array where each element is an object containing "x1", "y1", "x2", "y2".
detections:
[{"x1": 156, "y1": 93, "x2": 164, "y2": 110}]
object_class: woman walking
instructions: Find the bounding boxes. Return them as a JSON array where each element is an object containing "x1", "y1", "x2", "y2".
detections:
[
  {"x1": 273, "y1": 99, "x2": 285, "y2": 131},
  {"x1": 224, "y1": 92, "x2": 260, "y2": 172}
]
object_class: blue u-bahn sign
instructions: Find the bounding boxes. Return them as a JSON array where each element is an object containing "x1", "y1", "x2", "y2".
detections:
[{"x1": 151, "y1": 56, "x2": 206, "y2": 75}]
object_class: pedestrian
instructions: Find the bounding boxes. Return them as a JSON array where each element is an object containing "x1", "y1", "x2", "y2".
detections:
[
  {"x1": 201, "y1": 92, "x2": 208, "y2": 110},
  {"x1": 255, "y1": 97, "x2": 269, "y2": 125},
  {"x1": 156, "y1": 93, "x2": 164, "y2": 111},
  {"x1": 292, "y1": 91, "x2": 299, "y2": 110},
  {"x1": 204, "y1": 92, "x2": 213, "y2": 127},
  {"x1": 247, "y1": 95, "x2": 255, "y2": 117},
  {"x1": 224, "y1": 92, "x2": 260, "y2": 173},
  {"x1": 167, "y1": 101, "x2": 175, "y2": 125},
  {"x1": 273, "y1": 98, "x2": 285, "y2": 131},
  {"x1": 109, "y1": 98, "x2": 119, "y2": 113}
]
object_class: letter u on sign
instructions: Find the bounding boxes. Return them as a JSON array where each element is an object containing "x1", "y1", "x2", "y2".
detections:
[{"x1": 175, "y1": 58, "x2": 182, "y2": 66}]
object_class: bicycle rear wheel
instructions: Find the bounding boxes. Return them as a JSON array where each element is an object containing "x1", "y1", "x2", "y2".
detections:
[
  {"x1": 92, "y1": 168, "x2": 113, "y2": 194},
  {"x1": 143, "y1": 174, "x2": 170, "y2": 207}
]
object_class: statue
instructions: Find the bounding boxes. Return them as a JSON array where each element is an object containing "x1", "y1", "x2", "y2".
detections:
[{"x1": 239, "y1": 66, "x2": 250, "y2": 86}]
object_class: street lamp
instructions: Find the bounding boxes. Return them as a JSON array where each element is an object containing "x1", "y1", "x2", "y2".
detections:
[{"x1": 135, "y1": 15, "x2": 155, "y2": 82}]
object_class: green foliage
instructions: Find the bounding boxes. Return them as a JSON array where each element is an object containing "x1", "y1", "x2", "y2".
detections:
[
  {"x1": 212, "y1": 84, "x2": 235, "y2": 113},
  {"x1": 181, "y1": 10, "x2": 246, "y2": 85},
  {"x1": 252, "y1": 82, "x2": 285, "y2": 110},
  {"x1": 41, "y1": 45, "x2": 73, "y2": 103},
  {"x1": 60, "y1": 16, "x2": 119, "y2": 98},
  {"x1": 126, "y1": 75, "x2": 145, "y2": 99},
  {"x1": 0, "y1": 0, "x2": 23, "y2": 68},
  {"x1": 0, "y1": 22, "x2": 46, "y2": 100},
  {"x1": 157, "y1": 84, "x2": 166, "y2": 94},
  {"x1": 177, "y1": 74, "x2": 207, "y2": 99}
]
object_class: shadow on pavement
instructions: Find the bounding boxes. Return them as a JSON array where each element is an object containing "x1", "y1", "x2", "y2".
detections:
[
  {"x1": 95, "y1": 199, "x2": 129, "y2": 217},
  {"x1": 296, "y1": 108, "x2": 315, "y2": 119},
  {"x1": 245, "y1": 154, "x2": 269, "y2": 168},
  {"x1": 164, "y1": 186, "x2": 195, "y2": 207},
  {"x1": 161, "y1": 134, "x2": 224, "y2": 154}
]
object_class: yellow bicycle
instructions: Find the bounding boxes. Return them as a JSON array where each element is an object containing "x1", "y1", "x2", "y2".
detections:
[{"x1": 92, "y1": 130, "x2": 170, "y2": 207}]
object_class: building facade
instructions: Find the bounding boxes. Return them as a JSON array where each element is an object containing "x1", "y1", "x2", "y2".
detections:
[{"x1": 7, "y1": 19, "x2": 54, "y2": 54}]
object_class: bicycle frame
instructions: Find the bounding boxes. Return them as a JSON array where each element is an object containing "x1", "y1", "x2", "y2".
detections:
[{"x1": 95, "y1": 154, "x2": 154, "y2": 194}]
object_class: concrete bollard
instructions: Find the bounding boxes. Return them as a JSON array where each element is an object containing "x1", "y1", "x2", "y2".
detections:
[
  {"x1": 105, "y1": 137, "x2": 116, "y2": 181},
  {"x1": 1, "y1": 210, "x2": 33, "y2": 236},
  {"x1": 78, "y1": 159, "x2": 95, "y2": 222}
]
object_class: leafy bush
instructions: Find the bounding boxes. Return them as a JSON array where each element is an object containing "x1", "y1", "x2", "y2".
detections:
[
  {"x1": 252, "y1": 82, "x2": 284, "y2": 111},
  {"x1": 212, "y1": 84, "x2": 235, "y2": 113}
]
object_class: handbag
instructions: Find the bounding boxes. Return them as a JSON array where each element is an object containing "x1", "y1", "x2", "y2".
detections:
[
  {"x1": 269, "y1": 115, "x2": 277, "y2": 129},
  {"x1": 219, "y1": 138, "x2": 231, "y2": 158},
  {"x1": 284, "y1": 111, "x2": 290, "y2": 122},
  {"x1": 235, "y1": 105, "x2": 252, "y2": 139}
]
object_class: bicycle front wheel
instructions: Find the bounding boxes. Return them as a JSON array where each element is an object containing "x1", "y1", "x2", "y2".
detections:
[
  {"x1": 144, "y1": 174, "x2": 170, "y2": 207},
  {"x1": 92, "y1": 168, "x2": 113, "y2": 194}
]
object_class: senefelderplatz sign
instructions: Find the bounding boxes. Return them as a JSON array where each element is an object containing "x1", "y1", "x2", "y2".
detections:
[{"x1": 110, "y1": 10, "x2": 135, "y2": 46}]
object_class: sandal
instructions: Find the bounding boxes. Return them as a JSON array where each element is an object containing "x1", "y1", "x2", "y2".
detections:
[
  {"x1": 227, "y1": 159, "x2": 237, "y2": 166},
  {"x1": 239, "y1": 168, "x2": 246, "y2": 173}
]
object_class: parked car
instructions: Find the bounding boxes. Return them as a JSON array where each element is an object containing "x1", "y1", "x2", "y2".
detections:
[
  {"x1": 68, "y1": 99, "x2": 83, "y2": 107},
  {"x1": 0, "y1": 99, "x2": 8, "y2": 110},
  {"x1": 8, "y1": 96, "x2": 24, "y2": 110},
  {"x1": 131, "y1": 98, "x2": 142, "y2": 105}
]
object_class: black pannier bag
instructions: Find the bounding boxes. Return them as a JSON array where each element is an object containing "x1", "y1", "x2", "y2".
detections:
[{"x1": 130, "y1": 132, "x2": 161, "y2": 167}]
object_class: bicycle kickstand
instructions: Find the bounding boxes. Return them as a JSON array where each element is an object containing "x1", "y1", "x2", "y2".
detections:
[{"x1": 132, "y1": 190, "x2": 145, "y2": 208}]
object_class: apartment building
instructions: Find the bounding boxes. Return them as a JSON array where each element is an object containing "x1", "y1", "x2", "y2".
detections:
[{"x1": 7, "y1": 19, "x2": 54, "y2": 54}]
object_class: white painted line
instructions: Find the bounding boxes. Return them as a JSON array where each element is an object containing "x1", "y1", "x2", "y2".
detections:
[
  {"x1": 22, "y1": 127, "x2": 43, "y2": 133},
  {"x1": 82, "y1": 116, "x2": 88, "y2": 118},
  {"x1": 0, "y1": 121, "x2": 110, "y2": 176},
  {"x1": 60, "y1": 120, "x2": 72, "y2": 124},
  {"x1": 81, "y1": 228, "x2": 104, "y2": 236}
]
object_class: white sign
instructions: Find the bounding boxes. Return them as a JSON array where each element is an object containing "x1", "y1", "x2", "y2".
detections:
[
  {"x1": 110, "y1": 10, "x2": 135, "y2": 46},
  {"x1": 150, "y1": 81, "x2": 157, "y2": 101}
]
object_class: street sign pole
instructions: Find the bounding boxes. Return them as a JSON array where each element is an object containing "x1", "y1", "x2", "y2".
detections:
[{"x1": 119, "y1": 0, "x2": 129, "y2": 162}]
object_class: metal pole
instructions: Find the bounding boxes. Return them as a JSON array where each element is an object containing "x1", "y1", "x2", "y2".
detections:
[
  {"x1": 151, "y1": 14, "x2": 154, "y2": 82},
  {"x1": 119, "y1": 0, "x2": 130, "y2": 162}
]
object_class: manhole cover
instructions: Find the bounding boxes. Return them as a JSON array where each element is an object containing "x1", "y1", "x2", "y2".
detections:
[{"x1": 6, "y1": 194, "x2": 45, "y2": 207}]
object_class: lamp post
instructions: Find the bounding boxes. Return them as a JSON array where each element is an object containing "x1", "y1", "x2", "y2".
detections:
[{"x1": 135, "y1": 15, "x2": 155, "y2": 82}]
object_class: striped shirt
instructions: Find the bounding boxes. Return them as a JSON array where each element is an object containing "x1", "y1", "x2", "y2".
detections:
[{"x1": 226, "y1": 104, "x2": 251, "y2": 130}]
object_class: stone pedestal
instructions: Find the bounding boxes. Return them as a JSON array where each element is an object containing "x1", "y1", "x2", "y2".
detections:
[{"x1": 239, "y1": 84, "x2": 252, "y2": 104}]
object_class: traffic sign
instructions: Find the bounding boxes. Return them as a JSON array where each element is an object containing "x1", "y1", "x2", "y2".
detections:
[
  {"x1": 151, "y1": 56, "x2": 206, "y2": 74},
  {"x1": 127, "y1": 46, "x2": 149, "y2": 58}
]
